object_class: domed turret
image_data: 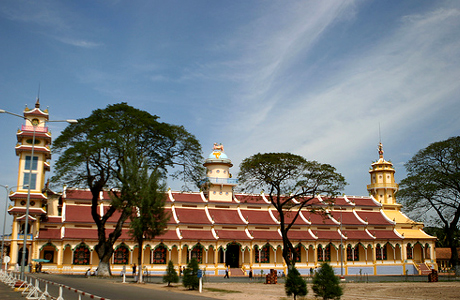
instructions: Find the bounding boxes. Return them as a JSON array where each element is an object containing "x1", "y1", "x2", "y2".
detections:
[
  {"x1": 367, "y1": 142, "x2": 399, "y2": 207},
  {"x1": 202, "y1": 143, "x2": 238, "y2": 202}
]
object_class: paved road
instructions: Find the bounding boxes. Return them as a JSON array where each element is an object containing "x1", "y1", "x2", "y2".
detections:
[{"x1": 1, "y1": 273, "x2": 219, "y2": 300}]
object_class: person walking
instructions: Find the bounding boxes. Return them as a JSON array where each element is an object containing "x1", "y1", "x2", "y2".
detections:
[{"x1": 224, "y1": 265, "x2": 229, "y2": 278}]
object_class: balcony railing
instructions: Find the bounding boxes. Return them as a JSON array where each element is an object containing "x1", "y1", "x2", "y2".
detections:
[
  {"x1": 21, "y1": 125, "x2": 48, "y2": 133},
  {"x1": 367, "y1": 183, "x2": 399, "y2": 190},
  {"x1": 207, "y1": 177, "x2": 238, "y2": 185}
]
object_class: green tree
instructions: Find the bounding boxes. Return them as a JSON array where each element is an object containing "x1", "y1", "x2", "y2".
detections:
[
  {"x1": 52, "y1": 103, "x2": 204, "y2": 276},
  {"x1": 312, "y1": 262, "x2": 343, "y2": 300},
  {"x1": 163, "y1": 260, "x2": 179, "y2": 286},
  {"x1": 397, "y1": 136, "x2": 460, "y2": 270},
  {"x1": 123, "y1": 151, "x2": 169, "y2": 282},
  {"x1": 182, "y1": 258, "x2": 199, "y2": 290},
  {"x1": 238, "y1": 153, "x2": 346, "y2": 267},
  {"x1": 285, "y1": 265, "x2": 307, "y2": 300}
]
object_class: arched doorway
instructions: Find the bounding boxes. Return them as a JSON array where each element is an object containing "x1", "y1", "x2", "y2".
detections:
[
  {"x1": 18, "y1": 247, "x2": 29, "y2": 266},
  {"x1": 225, "y1": 243, "x2": 240, "y2": 268}
]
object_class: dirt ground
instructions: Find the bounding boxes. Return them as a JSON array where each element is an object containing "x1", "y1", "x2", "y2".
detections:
[{"x1": 143, "y1": 280, "x2": 460, "y2": 300}]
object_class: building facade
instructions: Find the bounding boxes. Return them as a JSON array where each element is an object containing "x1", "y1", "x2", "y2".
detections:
[{"x1": 4, "y1": 102, "x2": 436, "y2": 276}]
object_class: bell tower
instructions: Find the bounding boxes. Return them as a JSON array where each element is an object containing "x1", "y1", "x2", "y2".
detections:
[
  {"x1": 367, "y1": 142, "x2": 400, "y2": 209},
  {"x1": 8, "y1": 99, "x2": 50, "y2": 266},
  {"x1": 202, "y1": 143, "x2": 238, "y2": 202}
]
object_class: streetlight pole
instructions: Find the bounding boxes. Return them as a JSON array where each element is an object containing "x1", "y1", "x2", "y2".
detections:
[
  {"x1": 0, "y1": 108, "x2": 77, "y2": 279},
  {"x1": 0, "y1": 184, "x2": 9, "y2": 269},
  {"x1": 0, "y1": 184, "x2": 21, "y2": 271}
]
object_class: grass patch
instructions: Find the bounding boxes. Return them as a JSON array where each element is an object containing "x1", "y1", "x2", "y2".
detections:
[{"x1": 204, "y1": 287, "x2": 242, "y2": 294}]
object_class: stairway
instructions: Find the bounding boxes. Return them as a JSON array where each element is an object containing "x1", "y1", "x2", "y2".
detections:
[
  {"x1": 229, "y1": 268, "x2": 244, "y2": 276},
  {"x1": 417, "y1": 263, "x2": 432, "y2": 275}
]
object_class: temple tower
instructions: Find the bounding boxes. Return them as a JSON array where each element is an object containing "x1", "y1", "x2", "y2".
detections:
[
  {"x1": 202, "y1": 143, "x2": 238, "y2": 202},
  {"x1": 8, "y1": 100, "x2": 50, "y2": 266},
  {"x1": 367, "y1": 142, "x2": 400, "y2": 209}
]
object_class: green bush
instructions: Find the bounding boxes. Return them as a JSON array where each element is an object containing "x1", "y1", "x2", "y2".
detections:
[
  {"x1": 182, "y1": 258, "x2": 200, "y2": 290},
  {"x1": 285, "y1": 266, "x2": 307, "y2": 300},
  {"x1": 312, "y1": 262, "x2": 343, "y2": 300},
  {"x1": 163, "y1": 260, "x2": 179, "y2": 286}
]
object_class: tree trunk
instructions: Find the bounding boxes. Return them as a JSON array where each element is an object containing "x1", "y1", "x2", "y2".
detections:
[
  {"x1": 137, "y1": 238, "x2": 144, "y2": 283},
  {"x1": 95, "y1": 240, "x2": 114, "y2": 277},
  {"x1": 446, "y1": 226, "x2": 459, "y2": 274}
]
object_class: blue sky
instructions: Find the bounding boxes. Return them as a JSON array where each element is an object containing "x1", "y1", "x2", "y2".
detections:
[{"x1": 0, "y1": 1, "x2": 460, "y2": 232}]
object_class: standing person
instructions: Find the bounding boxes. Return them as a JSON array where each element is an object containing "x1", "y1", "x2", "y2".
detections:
[
  {"x1": 224, "y1": 265, "x2": 229, "y2": 278},
  {"x1": 249, "y1": 267, "x2": 253, "y2": 280},
  {"x1": 179, "y1": 265, "x2": 182, "y2": 277},
  {"x1": 132, "y1": 264, "x2": 137, "y2": 276}
]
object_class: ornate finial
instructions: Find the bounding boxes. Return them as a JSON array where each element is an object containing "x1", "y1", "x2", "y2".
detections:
[
  {"x1": 213, "y1": 143, "x2": 224, "y2": 152},
  {"x1": 35, "y1": 98, "x2": 40, "y2": 108},
  {"x1": 378, "y1": 142, "x2": 384, "y2": 159}
]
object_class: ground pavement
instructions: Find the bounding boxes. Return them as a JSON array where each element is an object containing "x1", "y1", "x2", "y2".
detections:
[{"x1": 1, "y1": 273, "x2": 219, "y2": 300}]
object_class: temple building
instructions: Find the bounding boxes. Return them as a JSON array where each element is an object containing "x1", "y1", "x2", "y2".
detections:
[{"x1": 4, "y1": 102, "x2": 436, "y2": 276}]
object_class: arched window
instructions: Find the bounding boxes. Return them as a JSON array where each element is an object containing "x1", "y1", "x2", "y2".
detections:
[
  {"x1": 255, "y1": 244, "x2": 270, "y2": 263},
  {"x1": 317, "y1": 244, "x2": 331, "y2": 262},
  {"x1": 191, "y1": 244, "x2": 203, "y2": 263},
  {"x1": 73, "y1": 243, "x2": 90, "y2": 265},
  {"x1": 113, "y1": 243, "x2": 130, "y2": 265},
  {"x1": 347, "y1": 244, "x2": 359, "y2": 261},
  {"x1": 153, "y1": 244, "x2": 167, "y2": 264},
  {"x1": 376, "y1": 244, "x2": 387, "y2": 260},
  {"x1": 406, "y1": 243, "x2": 413, "y2": 260}
]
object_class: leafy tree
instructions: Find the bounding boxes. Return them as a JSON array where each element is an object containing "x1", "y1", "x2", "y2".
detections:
[
  {"x1": 285, "y1": 265, "x2": 307, "y2": 300},
  {"x1": 238, "y1": 153, "x2": 346, "y2": 267},
  {"x1": 51, "y1": 103, "x2": 204, "y2": 276},
  {"x1": 182, "y1": 258, "x2": 199, "y2": 290},
  {"x1": 124, "y1": 151, "x2": 169, "y2": 282},
  {"x1": 397, "y1": 136, "x2": 460, "y2": 269},
  {"x1": 312, "y1": 262, "x2": 343, "y2": 300},
  {"x1": 163, "y1": 260, "x2": 179, "y2": 286},
  {"x1": 424, "y1": 226, "x2": 460, "y2": 248}
]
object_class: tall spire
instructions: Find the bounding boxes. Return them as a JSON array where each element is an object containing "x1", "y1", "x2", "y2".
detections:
[
  {"x1": 378, "y1": 142, "x2": 384, "y2": 159},
  {"x1": 35, "y1": 83, "x2": 40, "y2": 108}
]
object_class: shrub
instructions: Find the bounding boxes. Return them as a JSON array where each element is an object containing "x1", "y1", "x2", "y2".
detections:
[
  {"x1": 163, "y1": 260, "x2": 179, "y2": 286},
  {"x1": 182, "y1": 258, "x2": 200, "y2": 290},
  {"x1": 312, "y1": 262, "x2": 343, "y2": 300},
  {"x1": 285, "y1": 265, "x2": 307, "y2": 300}
]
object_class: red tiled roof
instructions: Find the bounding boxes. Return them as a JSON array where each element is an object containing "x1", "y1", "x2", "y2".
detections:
[
  {"x1": 330, "y1": 197, "x2": 355, "y2": 207},
  {"x1": 348, "y1": 197, "x2": 380, "y2": 207},
  {"x1": 250, "y1": 230, "x2": 282, "y2": 240},
  {"x1": 328, "y1": 211, "x2": 366, "y2": 225},
  {"x1": 207, "y1": 208, "x2": 245, "y2": 225},
  {"x1": 235, "y1": 194, "x2": 269, "y2": 204},
  {"x1": 63, "y1": 228, "x2": 132, "y2": 240},
  {"x1": 273, "y1": 211, "x2": 309, "y2": 225},
  {"x1": 45, "y1": 216, "x2": 63, "y2": 223},
  {"x1": 37, "y1": 228, "x2": 61, "y2": 239},
  {"x1": 174, "y1": 208, "x2": 211, "y2": 224},
  {"x1": 9, "y1": 192, "x2": 47, "y2": 200},
  {"x1": 302, "y1": 211, "x2": 336, "y2": 225},
  {"x1": 369, "y1": 230, "x2": 403, "y2": 240},
  {"x1": 239, "y1": 209, "x2": 277, "y2": 225},
  {"x1": 171, "y1": 192, "x2": 204, "y2": 203},
  {"x1": 215, "y1": 230, "x2": 252, "y2": 240},
  {"x1": 65, "y1": 205, "x2": 94, "y2": 223},
  {"x1": 287, "y1": 230, "x2": 317, "y2": 241},
  {"x1": 64, "y1": 228, "x2": 98, "y2": 239},
  {"x1": 435, "y1": 248, "x2": 460, "y2": 259},
  {"x1": 341, "y1": 230, "x2": 375, "y2": 240},
  {"x1": 312, "y1": 230, "x2": 342, "y2": 240},
  {"x1": 8, "y1": 207, "x2": 46, "y2": 215},
  {"x1": 355, "y1": 211, "x2": 393, "y2": 225},
  {"x1": 156, "y1": 229, "x2": 180, "y2": 240},
  {"x1": 64, "y1": 189, "x2": 112, "y2": 201},
  {"x1": 179, "y1": 229, "x2": 216, "y2": 240}
]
